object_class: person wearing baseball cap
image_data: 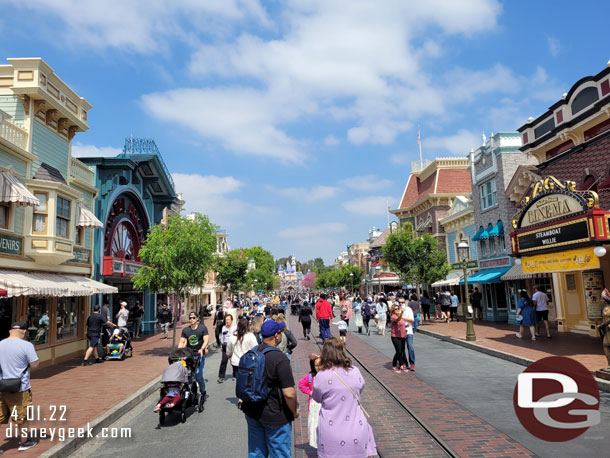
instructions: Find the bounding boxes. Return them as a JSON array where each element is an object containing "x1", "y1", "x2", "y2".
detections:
[
  {"x1": 240, "y1": 318, "x2": 297, "y2": 457},
  {"x1": 116, "y1": 301, "x2": 130, "y2": 333},
  {"x1": 0, "y1": 322, "x2": 40, "y2": 452}
]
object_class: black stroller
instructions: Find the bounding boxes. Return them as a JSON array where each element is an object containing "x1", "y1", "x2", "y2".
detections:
[
  {"x1": 290, "y1": 302, "x2": 299, "y2": 315},
  {"x1": 158, "y1": 348, "x2": 202, "y2": 424},
  {"x1": 105, "y1": 327, "x2": 133, "y2": 360}
]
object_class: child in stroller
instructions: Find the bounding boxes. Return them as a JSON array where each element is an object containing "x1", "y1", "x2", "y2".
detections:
[
  {"x1": 157, "y1": 348, "x2": 202, "y2": 424},
  {"x1": 105, "y1": 327, "x2": 133, "y2": 360}
]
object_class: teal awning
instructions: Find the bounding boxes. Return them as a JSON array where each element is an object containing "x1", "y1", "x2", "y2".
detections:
[
  {"x1": 460, "y1": 267, "x2": 511, "y2": 284},
  {"x1": 488, "y1": 220, "x2": 504, "y2": 237},
  {"x1": 471, "y1": 226, "x2": 485, "y2": 241},
  {"x1": 479, "y1": 223, "x2": 494, "y2": 240}
]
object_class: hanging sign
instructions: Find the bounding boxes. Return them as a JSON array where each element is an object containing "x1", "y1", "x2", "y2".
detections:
[{"x1": 522, "y1": 246, "x2": 599, "y2": 273}]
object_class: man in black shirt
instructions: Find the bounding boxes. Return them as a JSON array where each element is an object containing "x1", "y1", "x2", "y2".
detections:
[
  {"x1": 83, "y1": 305, "x2": 115, "y2": 366},
  {"x1": 241, "y1": 320, "x2": 298, "y2": 457},
  {"x1": 178, "y1": 312, "x2": 209, "y2": 399}
]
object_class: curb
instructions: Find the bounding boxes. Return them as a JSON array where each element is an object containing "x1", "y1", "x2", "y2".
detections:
[
  {"x1": 38, "y1": 376, "x2": 161, "y2": 458},
  {"x1": 417, "y1": 328, "x2": 610, "y2": 393}
]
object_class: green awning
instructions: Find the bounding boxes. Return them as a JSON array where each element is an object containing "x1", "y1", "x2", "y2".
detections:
[
  {"x1": 479, "y1": 223, "x2": 494, "y2": 240},
  {"x1": 471, "y1": 226, "x2": 485, "y2": 241},
  {"x1": 488, "y1": 220, "x2": 504, "y2": 237}
]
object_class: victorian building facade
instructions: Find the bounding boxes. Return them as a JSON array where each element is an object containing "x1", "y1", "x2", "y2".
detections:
[
  {"x1": 80, "y1": 138, "x2": 183, "y2": 334},
  {"x1": 0, "y1": 58, "x2": 115, "y2": 365},
  {"x1": 513, "y1": 63, "x2": 610, "y2": 336},
  {"x1": 466, "y1": 133, "x2": 539, "y2": 323}
]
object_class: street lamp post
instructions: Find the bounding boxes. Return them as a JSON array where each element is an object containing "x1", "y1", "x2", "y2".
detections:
[
  {"x1": 349, "y1": 272, "x2": 354, "y2": 296},
  {"x1": 458, "y1": 241, "x2": 476, "y2": 341},
  {"x1": 375, "y1": 265, "x2": 381, "y2": 294}
]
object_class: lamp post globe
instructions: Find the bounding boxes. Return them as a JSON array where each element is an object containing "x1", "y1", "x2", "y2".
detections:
[{"x1": 457, "y1": 241, "x2": 476, "y2": 342}]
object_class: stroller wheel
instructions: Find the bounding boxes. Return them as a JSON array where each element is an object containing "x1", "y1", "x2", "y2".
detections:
[
  {"x1": 180, "y1": 409, "x2": 187, "y2": 423},
  {"x1": 198, "y1": 394, "x2": 205, "y2": 412},
  {"x1": 159, "y1": 410, "x2": 165, "y2": 425}
]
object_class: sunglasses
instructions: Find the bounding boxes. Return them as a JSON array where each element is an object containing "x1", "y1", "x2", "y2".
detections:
[{"x1": 189, "y1": 316, "x2": 198, "y2": 320}]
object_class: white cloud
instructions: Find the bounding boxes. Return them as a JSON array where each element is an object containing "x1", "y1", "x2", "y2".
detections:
[
  {"x1": 11, "y1": 0, "x2": 270, "y2": 54},
  {"x1": 343, "y1": 196, "x2": 395, "y2": 216},
  {"x1": 142, "y1": 88, "x2": 308, "y2": 165},
  {"x1": 425, "y1": 129, "x2": 482, "y2": 156},
  {"x1": 547, "y1": 36, "x2": 561, "y2": 58},
  {"x1": 71, "y1": 142, "x2": 121, "y2": 158},
  {"x1": 172, "y1": 173, "x2": 263, "y2": 228},
  {"x1": 277, "y1": 222, "x2": 347, "y2": 239},
  {"x1": 339, "y1": 175, "x2": 392, "y2": 191},
  {"x1": 323, "y1": 135, "x2": 339, "y2": 147}
]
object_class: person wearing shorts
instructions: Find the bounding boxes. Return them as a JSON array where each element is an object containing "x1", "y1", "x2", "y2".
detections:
[
  {"x1": 533, "y1": 285, "x2": 551, "y2": 338},
  {"x1": 83, "y1": 305, "x2": 115, "y2": 365},
  {"x1": 0, "y1": 322, "x2": 40, "y2": 453}
]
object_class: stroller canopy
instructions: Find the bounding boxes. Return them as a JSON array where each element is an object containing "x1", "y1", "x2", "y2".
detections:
[{"x1": 161, "y1": 361, "x2": 189, "y2": 383}]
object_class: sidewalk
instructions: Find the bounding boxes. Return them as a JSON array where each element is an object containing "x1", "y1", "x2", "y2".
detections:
[
  {"x1": 418, "y1": 319, "x2": 607, "y2": 372},
  {"x1": 0, "y1": 318, "x2": 210, "y2": 457}
]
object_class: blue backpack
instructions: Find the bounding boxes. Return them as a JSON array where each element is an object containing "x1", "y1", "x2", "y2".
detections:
[{"x1": 236, "y1": 345, "x2": 281, "y2": 403}]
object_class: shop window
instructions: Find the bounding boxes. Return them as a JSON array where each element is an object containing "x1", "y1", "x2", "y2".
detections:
[
  {"x1": 489, "y1": 237, "x2": 496, "y2": 254},
  {"x1": 498, "y1": 236, "x2": 505, "y2": 252},
  {"x1": 56, "y1": 196, "x2": 71, "y2": 238},
  {"x1": 57, "y1": 297, "x2": 79, "y2": 340},
  {"x1": 0, "y1": 203, "x2": 8, "y2": 229},
  {"x1": 26, "y1": 297, "x2": 50, "y2": 345},
  {"x1": 32, "y1": 192, "x2": 48, "y2": 234},
  {"x1": 75, "y1": 227, "x2": 85, "y2": 246},
  {"x1": 485, "y1": 284, "x2": 493, "y2": 309},
  {"x1": 537, "y1": 277, "x2": 554, "y2": 304},
  {"x1": 480, "y1": 239, "x2": 487, "y2": 257},
  {"x1": 0, "y1": 297, "x2": 17, "y2": 340},
  {"x1": 566, "y1": 274, "x2": 577, "y2": 291},
  {"x1": 495, "y1": 283, "x2": 507, "y2": 309},
  {"x1": 479, "y1": 180, "x2": 497, "y2": 210}
]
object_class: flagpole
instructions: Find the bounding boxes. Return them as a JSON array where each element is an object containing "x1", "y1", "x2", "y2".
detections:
[
  {"x1": 418, "y1": 125, "x2": 423, "y2": 170},
  {"x1": 386, "y1": 200, "x2": 390, "y2": 228}
]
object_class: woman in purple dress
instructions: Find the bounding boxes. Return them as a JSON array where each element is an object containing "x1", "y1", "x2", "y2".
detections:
[{"x1": 312, "y1": 337, "x2": 377, "y2": 458}]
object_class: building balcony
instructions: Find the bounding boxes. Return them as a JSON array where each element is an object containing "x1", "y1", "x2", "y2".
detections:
[
  {"x1": 0, "y1": 117, "x2": 28, "y2": 152},
  {"x1": 25, "y1": 235, "x2": 74, "y2": 266}
]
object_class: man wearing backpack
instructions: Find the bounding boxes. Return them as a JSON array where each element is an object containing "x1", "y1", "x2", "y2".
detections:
[{"x1": 238, "y1": 320, "x2": 298, "y2": 458}]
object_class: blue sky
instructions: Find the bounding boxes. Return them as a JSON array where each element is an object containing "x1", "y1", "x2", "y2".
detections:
[{"x1": 3, "y1": 0, "x2": 610, "y2": 264}]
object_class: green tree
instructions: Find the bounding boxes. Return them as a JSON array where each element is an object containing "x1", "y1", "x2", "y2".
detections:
[
  {"x1": 215, "y1": 250, "x2": 249, "y2": 299},
  {"x1": 133, "y1": 213, "x2": 217, "y2": 349},
  {"x1": 246, "y1": 268, "x2": 274, "y2": 292},
  {"x1": 242, "y1": 246, "x2": 274, "y2": 274},
  {"x1": 382, "y1": 223, "x2": 450, "y2": 298}
]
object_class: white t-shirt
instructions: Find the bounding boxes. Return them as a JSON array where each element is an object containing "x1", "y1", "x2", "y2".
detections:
[
  {"x1": 116, "y1": 308, "x2": 129, "y2": 327},
  {"x1": 227, "y1": 332, "x2": 258, "y2": 366},
  {"x1": 402, "y1": 305, "x2": 414, "y2": 335},
  {"x1": 532, "y1": 291, "x2": 548, "y2": 311}
]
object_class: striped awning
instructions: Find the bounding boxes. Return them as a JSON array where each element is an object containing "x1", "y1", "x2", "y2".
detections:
[
  {"x1": 77, "y1": 204, "x2": 103, "y2": 228},
  {"x1": 0, "y1": 270, "x2": 117, "y2": 297},
  {"x1": 501, "y1": 263, "x2": 544, "y2": 281},
  {"x1": 431, "y1": 272, "x2": 463, "y2": 288},
  {"x1": 0, "y1": 171, "x2": 39, "y2": 206},
  {"x1": 63, "y1": 275, "x2": 118, "y2": 294}
]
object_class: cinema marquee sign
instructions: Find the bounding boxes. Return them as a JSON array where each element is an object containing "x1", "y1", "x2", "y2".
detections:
[
  {"x1": 517, "y1": 218, "x2": 590, "y2": 253},
  {"x1": 522, "y1": 194, "x2": 582, "y2": 227}
]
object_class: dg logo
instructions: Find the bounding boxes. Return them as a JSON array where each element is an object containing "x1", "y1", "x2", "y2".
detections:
[{"x1": 513, "y1": 356, "x2": 601, "y2": 441}]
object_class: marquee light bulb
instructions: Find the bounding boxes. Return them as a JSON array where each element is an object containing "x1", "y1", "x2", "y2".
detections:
[{"x1": 593, "y1": 246, "x2": 607, "y2": 258}]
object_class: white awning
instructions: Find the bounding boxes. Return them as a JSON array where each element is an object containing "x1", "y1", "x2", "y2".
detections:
[
  {"x1": 77, "y1": 204, "x2": 103, "y2": 228},
  {"x1": 0, "y1": 171, "x2": 40, "y2": 206},
  {"x1": 0, "y1": 270, "x2": 117, "y2": 297},
  {"x1": 63, "y1": 275, "x2": 118, "y2": 294},
  {"x1": 431, "y1": 272, "x2": 463, "y2": 288}
]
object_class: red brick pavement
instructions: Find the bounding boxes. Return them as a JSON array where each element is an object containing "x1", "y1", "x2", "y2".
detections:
[
  {"x1": 345, "y1": 334, "x2": 536, "y2": 458},
  {"x1": 0, "y1": 317, "x2": 213, "y2": 457},
  {"x1": 289, "y1": 315, "x2": 450, "y2": 458},
  {"x1": 419, "y1": 320, "x2": 606, "y2": 372}
]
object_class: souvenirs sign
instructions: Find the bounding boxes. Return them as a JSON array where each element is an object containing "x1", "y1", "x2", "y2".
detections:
[
  {"x1": 517, "y1": 218, "x2": 590, "y2": 253},
  {"x1": 0, "y1": 232, "x2": 23, "y2": 256},
  {"x1": 522, "y1": 247, "x2": 599, "y2": 273}
]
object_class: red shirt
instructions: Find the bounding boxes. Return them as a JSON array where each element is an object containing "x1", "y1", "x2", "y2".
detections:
[{"x1": 315, "y1": 299, "x2": 333, "y2": 320}]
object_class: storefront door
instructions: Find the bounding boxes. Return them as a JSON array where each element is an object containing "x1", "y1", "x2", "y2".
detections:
[{"x1": 563, "y1": 272, "x2": 584, "y2": 328}]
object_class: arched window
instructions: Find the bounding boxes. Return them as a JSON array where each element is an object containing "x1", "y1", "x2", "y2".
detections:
[{"x1": 571, "y1": 87, "x2": 599, "y2": 115}]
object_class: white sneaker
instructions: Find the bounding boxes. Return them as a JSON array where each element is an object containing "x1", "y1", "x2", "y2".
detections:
[
  {"x1": 515, "y1": 333, "x2": 523, "y2": 339},
  {"x1": 18, "y1": 440, "x2": 38, "y2": 452}
]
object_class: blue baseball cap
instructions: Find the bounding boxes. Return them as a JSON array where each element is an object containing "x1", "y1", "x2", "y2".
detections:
[{"x1": 261, "y1": 320, "x2": 285, "y2": 337}]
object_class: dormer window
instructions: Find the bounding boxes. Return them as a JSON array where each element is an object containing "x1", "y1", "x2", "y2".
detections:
[{"x1": 571, "y1": 87, "x2": 599, "y2": 115}]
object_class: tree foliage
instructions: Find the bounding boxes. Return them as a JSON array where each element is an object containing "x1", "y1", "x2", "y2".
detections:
[
  {"x1": 246, "y1": 268, "x2": 274, "y2": 292},
  {"x1": 382, "y1": 223, "x2": 450, "y2": 292},
  {"x1": 133, "y1": 213, "x2": 217, "y2": 297},
  {"x1": 315, "y1": 265, "x2": 364, "y2": 291},
  {"x1": 241, "y1": 246, "x2": 274, "y2": 275},
  {"x1": 215, "y1": 250, "x2": 249, "y2": 296},
  {"x1": 301, "y1": 272, "x2": 317, "y2": 289}
]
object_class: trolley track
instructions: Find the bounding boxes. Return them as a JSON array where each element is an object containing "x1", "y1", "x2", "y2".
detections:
[{"x1": 310, "y1": 323, "x2": 458, "y2": 458}]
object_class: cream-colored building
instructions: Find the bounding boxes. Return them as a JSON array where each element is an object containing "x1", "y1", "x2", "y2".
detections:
[{"x1": 0, "y1": 58, "x2": 115, "y2": 366}]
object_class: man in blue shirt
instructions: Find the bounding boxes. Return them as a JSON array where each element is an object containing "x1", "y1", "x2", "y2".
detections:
[
  {"x1": 450, "y1": 292, "x2": 459, "y2": 322},
  {"x1": 0, "y1": 322, "x2": 39, "y2": 452}
]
